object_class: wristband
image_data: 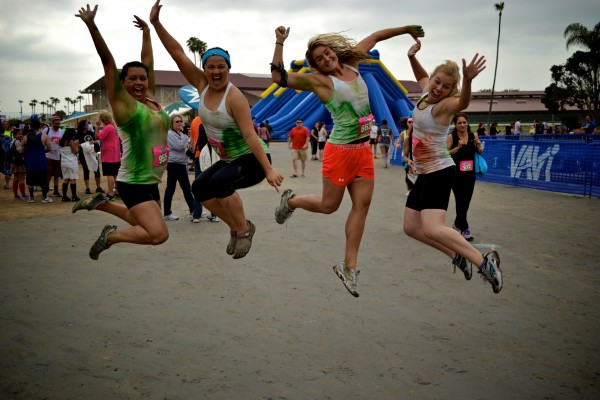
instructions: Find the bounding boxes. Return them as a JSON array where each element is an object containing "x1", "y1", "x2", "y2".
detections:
[{"x1": 276, "y1": 42, "x2": 284, "y2": 46}]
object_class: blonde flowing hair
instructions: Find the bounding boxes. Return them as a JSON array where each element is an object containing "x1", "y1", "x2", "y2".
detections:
[
  {"x1": 431, "y1": 60, "x2": 461, "y2": 98},
  {"x1": 305, "y1": 32, "x2": 370, "y2": 73}
]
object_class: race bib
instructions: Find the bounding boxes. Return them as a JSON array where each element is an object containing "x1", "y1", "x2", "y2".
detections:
[
  {"x1": 459, "y1": 160, "x2": 474, "y2": 172},
  {"x1": 152, "y1": 145, "x2": 170, "y2": 167},
  {"x1": 357, "y1": 114, "x2": 375, "y2": 136}
]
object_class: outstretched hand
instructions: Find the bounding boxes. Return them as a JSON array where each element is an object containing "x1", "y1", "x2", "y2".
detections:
[
  {"x1": 275, "y1": 26, "x2": 290, "y2": 43},
  {"x1": 75, "y1": 4, "x2": 98, "y2": 25},
  {"x1": 462, "y1": 53, "x2": 486, "y2": 81},
  {"x1": 407, "y1": 39, "x2": 421, "y2": 57},
  {"x1": 149, "y1": 0, "x2": 162, "y2": 24},
  {"x1": 133, "y1": 15, "x2": 149, "y2": 31},
  {"x1": 406, "y1": 25, "x2": 425, "y2": 41}
]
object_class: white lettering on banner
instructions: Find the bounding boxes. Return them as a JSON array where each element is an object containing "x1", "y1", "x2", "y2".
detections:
[{"x1": 510, "y1": 144, "x2": 560, "y2": 181}]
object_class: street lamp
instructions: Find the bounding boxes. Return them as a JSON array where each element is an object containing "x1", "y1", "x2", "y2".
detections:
[{"x1": 18, "y1": 100, "x2": 23, "y2": 122}]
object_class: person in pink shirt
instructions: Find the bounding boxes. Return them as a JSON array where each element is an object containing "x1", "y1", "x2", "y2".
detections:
[{"x1": 96, "y1": 110, "x2": 121, "y2": 200}]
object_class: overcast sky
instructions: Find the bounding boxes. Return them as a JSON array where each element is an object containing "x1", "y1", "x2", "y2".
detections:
[{"x1": 0, "y1": 0, "x2": 598, "y2": 117}]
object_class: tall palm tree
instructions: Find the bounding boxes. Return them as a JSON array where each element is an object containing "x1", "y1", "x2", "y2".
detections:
[
  {"x1": 186, "y1": 37, "x2": 207, "y2": 66},
  {"x1": 50, "y1": 97, "x2": 60, "y2": 115},
  {"x1": 71, "y1": 99, "x2": 78, "y2": 113},
  {"x1": 65, "y1": 97, "x2": 72, "y2": 114},
  {"x1": 31, "y1": 99, "x2": 38, "y2": 115},
  {"x1": 29, "y1": 101, "x2": 35, "y2": 115},
  {"x1": 40, "y1": 100, "x2": 48, "y2": 117},
  {"x1": 18, "y1": 100, "x2": 23, "y2": 121},
  {"x1": 76, "y1": 95, "x2": 85, "y2": 112},
  {"x1": 564, "y1": 22, "x2": 600, "y2": 119},
  {"x1": 487, "y1": 2, "x2": 505, "y2": 128}
]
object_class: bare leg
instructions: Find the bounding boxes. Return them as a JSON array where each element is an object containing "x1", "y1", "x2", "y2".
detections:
[
  {"x1": 288, "y1": 176, "x2": 345, "y2": 214},
  {"x1": 344, "y1": 177, "x2": 374, "y2": 268},
  {"x1": 403, "y1": 207, "x2": 484, "y2": 265},
  {"x1": 291, "y1": 159, "x2": 298, "y2": 176},
  {"x1": 103, "y1": 200, "x2": 168, "y2": 246}
]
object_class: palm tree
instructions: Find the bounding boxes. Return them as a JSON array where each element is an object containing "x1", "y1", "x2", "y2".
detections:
[
  {"x1": 487, "y1": 2, "x2": 504, "y2": 128},
  {"x1": 64, "y1": 97, "x2": 72, "y2": 114},
  {"x1": 18, "y1": 100, "x2": 23, "y2": 121},
  {"x1": 71, "y1": 99, "x2": 78, "y2": 114},
  {"x1": 76, "y1": 95, "x2": 85, "y2": 112},
  {"x1": 50, "y1": 97, "x2": 60, "y2": 115},
  {"x1": 31, "y1": 99, "x2": 38, "y2": 115},
  {"x1": 186, "y1": 37, "x2": 207, "y2": 66},
  {"x1": 564, "y1": 22, "x2": 600, "y2": 119},
  {"x1": 40, "y1": 100, "x2": 48, "y2": 117},
  {"x1": 29, "y1": 101, "x2": 35, "y2": 115}
]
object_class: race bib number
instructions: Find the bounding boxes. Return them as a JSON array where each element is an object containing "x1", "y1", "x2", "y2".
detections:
[
  {"x1": 459, "y1": 160, "x2": 474, "y2": 172},
  {"x1": 207, "y1": 138, "x2": 227, "y2": 159},
  {"x1": 357, "y1": 114, "x2": 375, "y2": 136},
  {"x1": 152, "y1": 145, "x2": 170, "y2": 167}
]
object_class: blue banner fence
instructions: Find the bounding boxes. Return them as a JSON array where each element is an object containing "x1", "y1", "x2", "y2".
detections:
[{"x1": 390, "y1": 134, "x2": 600, "y2": 198}]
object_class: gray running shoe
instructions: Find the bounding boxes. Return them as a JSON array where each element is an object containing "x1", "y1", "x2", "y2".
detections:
[
  {"x1": 275, "y1": 189, "x2": 295, "y2": 224},
  {"x1": 451, "y1": 253, "x2": 472, "y2": 280},
  {"x1": 89, "y1": 225, "x2": 117, "y2": 260},
  {"x1": 333, "y1": 261, "x2": 360, "y2": 297},
  {"x1": 72, "y1": 193, "x2": 107, "y2": 213},
  {"x1": 478, "y1": 251, "x2": 503, "y2": 293}
]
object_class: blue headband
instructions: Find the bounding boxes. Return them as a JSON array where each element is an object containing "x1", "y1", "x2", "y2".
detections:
[{"x1": 201, "y1": 48, "x2": 231, "y2": 69}]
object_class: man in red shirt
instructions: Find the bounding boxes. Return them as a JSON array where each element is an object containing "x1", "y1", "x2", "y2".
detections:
[{"x1": 287, "y1": 119, "x2": 310, "y2": 177}]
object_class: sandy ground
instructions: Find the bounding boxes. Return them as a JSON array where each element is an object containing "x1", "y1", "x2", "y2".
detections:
[{"x1": 1, "y1": 142, "x2": 599, "y2": 400}]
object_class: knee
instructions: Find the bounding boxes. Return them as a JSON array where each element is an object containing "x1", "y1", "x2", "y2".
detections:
[
  {"x1": 403, "y1": 223, "x2": 416, "y2": 238},
  {"x1": 320, "y1": 203, "x2": 340, "y2": 214},
  {"x1": 151, "y1": 229, "x2": 169, "y2": 245}
]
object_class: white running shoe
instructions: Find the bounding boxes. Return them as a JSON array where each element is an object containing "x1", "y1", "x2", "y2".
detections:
[{"x1": 164, "y1": 214, "x2": 179, "y2": 221}]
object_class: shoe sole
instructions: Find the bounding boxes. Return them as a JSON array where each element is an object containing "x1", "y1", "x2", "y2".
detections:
[
  {"x1": 332, "y1": 265, "x2": 359, "y2": 298},
  {"x1": 483, "y1": 250, "x2": 502, "y2": 294}
]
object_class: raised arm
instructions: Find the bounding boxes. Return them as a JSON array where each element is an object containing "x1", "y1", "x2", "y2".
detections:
[
  {"x1": 76, "y1": 4, "x2": 136, "y2": 125},
  {"x1": 438, "y1": 54, "x2": 487, "y2": 117},
  {"x1": 272, "y1": 27, "x2": 332, "y2": 98},
  {"x1": 407, "y1": 40, "x2": 429, "y2": 91},
  {"x1": 150, "y1": 0, "x2": 205, "y2": 91},
  {"x1": 134, "y1": 15, "x2": 155, "y2": 93},
  {"x1": 356, "y1": 25, "x2": 424, "y2": 53}
]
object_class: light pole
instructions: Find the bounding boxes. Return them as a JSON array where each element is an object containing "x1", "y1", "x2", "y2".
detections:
[{"x1": 18, "y1": 100, "x2": 23, "y2": 121}]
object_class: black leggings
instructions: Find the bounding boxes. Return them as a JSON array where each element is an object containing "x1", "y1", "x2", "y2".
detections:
[
  {"x1": 192, "y1": 153, "x2": 270, "y2": 202},
  {"x1": 451, "y1": 171, "x2": 476, "y2": 231}
]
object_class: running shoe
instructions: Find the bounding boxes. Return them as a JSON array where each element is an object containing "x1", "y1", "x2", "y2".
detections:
[
  {"x1": 451, "y1": 253, "x2": 472, "y2": 280},
  {"x1": 85, "y1": 188, "x2": 92, "y2": 194},
  {"x1": 42, "y1": 197, "x2": 54, "y2": 203},
  {"x1": 164, "y1": 214, "x2": 179, "y2": 221},
  {"x1": 478, "y1": 251, "x2": 503, "y2": 294},
  {"x1": 62, "y1": 196, "x2": 71, "y2": 202},
  {"x1": 333, "y1": 261, "x2": 360, "y2": 297},
  {"x1": 89, "y1": 225, "x2": 117, "y2": 260},
  {"x1": 275, "y1": 189, "x2": 295, "y2": 224},
  {"x1": 192, "y1": 218, "x2": 201, "y2": 223},
  {"x1": 207, "y1": 214, "x2": 219, "y2": 222},
  {"x1": 72, "y1": 193, "x2": 107, "y2": 213},
  {"x1": 28, "y1": 196, "x2": 35, "y2": 203},
  {"x1": 95, "y1": 187, "x2": 105, "y2": 193}
]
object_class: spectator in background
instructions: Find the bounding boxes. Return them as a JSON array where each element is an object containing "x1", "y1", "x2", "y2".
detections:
[
  {"x1": 514, "y1": 118, "x2": 521, "y2": 135},
  {"x1": 23, "y1": 118, "x2": 52, "y2": 203},
  {"x1": 287, "y1": 119, "x2": 310, "y2": 177},
  {"x1": 96, "y1": 110, "x2": 121, "y2": 200},
  {"x1": 59, "y1": 128, "x2": 81, "y2": 202},
  {"x1": 188, "y1": 115, "x2": 207, "y2": 223},
  {"x1": 317, "y1": 121, "x2": 327, "y2": 161},
  {"x1": 163, "y1": 114, "x2": 195, "y2": 221},
  {"x1": 504, "y1": 122, "x2": 513, "y2": 136},
  {"x1": 310, "y1": 121, "x2": 320, "y2": 160},
  {"x1": 489, "y1": 121, "x2": 498, "y2": 136},
  {"x1": 258, "y1": 121, "x2": 271, "y2": 147},
  {"x1": 476, "y1": 122, "x2": 486, "y2": 137},
  {"x1": 369, "y1": 120, "x2": 379, "y2": 158},
  {"x1": 581, "y1": 115, "x2": 596, "y2": 134},
  {"x1": 76, "y1": 120, "x2": 104, "y2": 194},
  {"x1": 377, "y1": 119, "x2": 394, "y2": 168},
  {"x1": 44, "y1": 115, "x2": 64, "y2": 197},
  {"x1": 265, "y1": 120, "x2": 274, "y2": 140},
  {"x1": 9, "y1": 128, "x2": 27, "y2": 200},
  {"x1": 0, "y1": 121, "x2": 12, "y2": 190}
]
